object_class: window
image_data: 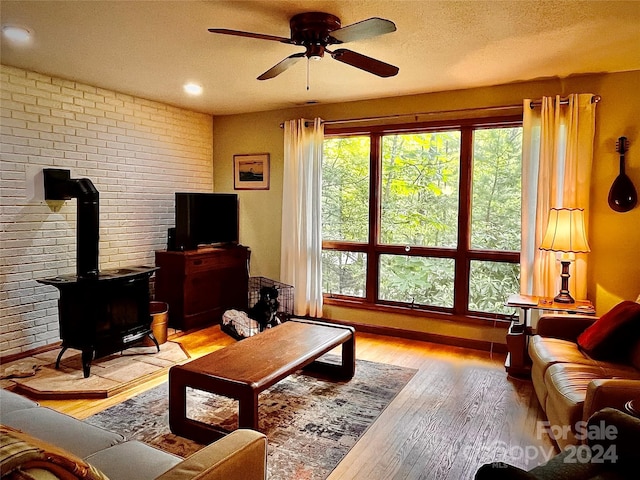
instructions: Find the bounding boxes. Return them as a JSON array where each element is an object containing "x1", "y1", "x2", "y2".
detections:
[{"x1": 321, "y1": 117, "x2": 522, "y2": 320}]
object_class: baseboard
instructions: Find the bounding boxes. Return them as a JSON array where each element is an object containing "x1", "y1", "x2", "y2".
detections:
[
  {"x1": 1, "y1": 320, "x2": 506, "y2": 366},
  {"x1": 304, "y1": 316, "x2": 508, "y2": 354}
]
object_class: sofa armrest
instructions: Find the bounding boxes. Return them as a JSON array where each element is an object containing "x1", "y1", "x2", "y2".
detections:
[
  {"x1": 155, "y1": 430, "x2": 267, "y2": 480},
  {"x1": 583, "y1": 379, "x2": 640, "y2": 421},
  {"x1": 586, "y1": 408, "x2": 640, "y2": 471},
  {"x1": 536, "y1": 314, "x2": 597, "y2": 341}
]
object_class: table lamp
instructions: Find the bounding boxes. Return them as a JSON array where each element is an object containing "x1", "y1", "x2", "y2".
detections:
[{"x1": 539, "y1": 207, "x2": 590, "y2": 303}]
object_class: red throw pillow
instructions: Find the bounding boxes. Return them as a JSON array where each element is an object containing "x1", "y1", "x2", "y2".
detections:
[{"x1": 577, "y1": 301, "x2": 640, "y2": 360}]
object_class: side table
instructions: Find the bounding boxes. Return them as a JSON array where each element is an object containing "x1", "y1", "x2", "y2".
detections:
[{"x1": 504, "y1": 294, "x2": 595, "y2": 376}]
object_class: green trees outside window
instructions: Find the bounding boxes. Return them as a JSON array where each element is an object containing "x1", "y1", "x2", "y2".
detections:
[{"x1": 321, "y1": 118, "x2": 522, "y2": 319}]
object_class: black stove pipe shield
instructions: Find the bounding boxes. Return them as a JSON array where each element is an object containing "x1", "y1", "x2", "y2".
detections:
[
  {"x1": 43, "y1": 169, "x2": 99, "y2": 278},
  {"x1": 74, "y1": 178, "x2": 99, "y2": 278}
]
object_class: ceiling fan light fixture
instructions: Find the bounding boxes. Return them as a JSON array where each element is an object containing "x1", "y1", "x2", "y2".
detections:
[
  {"x1": 306, "y1": 44, "x2": 325, "y2": 60},
  {"x1": 183, "y1": 83, "x2": 203, "y2": 96},
  {"x1": 2, "y1": 25, "x2": 32, "y2": 45}
]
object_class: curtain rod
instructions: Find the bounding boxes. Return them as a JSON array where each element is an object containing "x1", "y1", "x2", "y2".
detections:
[
  {"x1": 529, "y1": 94, "x2": 601, "y2": 109},
  {"x1": 279, "y1": 94, "x2": 601, "y2": 128},
  {"x1": 279, "y1": 104, "x2": 521, "y2": 128}
]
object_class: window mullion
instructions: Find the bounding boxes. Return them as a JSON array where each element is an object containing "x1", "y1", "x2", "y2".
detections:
[
  {"x1": 454, "y1": 127, "x2": 473, "y2": 314},
  {"x1": 366, "y1": 133, "x2": 381, "y2": 304}
]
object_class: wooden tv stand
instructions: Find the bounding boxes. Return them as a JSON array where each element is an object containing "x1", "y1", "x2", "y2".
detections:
[{"x1": 155, "y1": 245, "x2": 250, "y2": 331}]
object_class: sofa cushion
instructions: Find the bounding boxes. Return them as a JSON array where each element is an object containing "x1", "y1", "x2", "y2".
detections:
[
  {"x1": 577, "y1": 301, "x2": 640, "y2": 361},
  {"x1": 85, "y1": 441, "x2": 181, "y2": 480},
  {"x1": 543, "y1": 363, "x2": 605, "y2": 447},
  {"x1": 0, "y1": 425, "x2": 108, "y2": 480},
  {"x1": 2, "y1": 408, "x2": 124, "y2": 459},
  {"x1": 0, "y1": 389, "x2": 39, "y2": 414}
]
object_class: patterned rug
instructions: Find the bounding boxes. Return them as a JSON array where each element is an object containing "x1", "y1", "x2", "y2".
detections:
[{"x1": 86, "y1": 355, "x2": 416, "y2": 480}]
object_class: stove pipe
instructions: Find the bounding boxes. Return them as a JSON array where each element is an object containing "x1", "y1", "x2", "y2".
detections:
[{"x1": 43, "y1": 169, "x2": 99, "y2": 278}]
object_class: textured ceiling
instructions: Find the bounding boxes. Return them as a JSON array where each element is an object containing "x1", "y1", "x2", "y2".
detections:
[{"x1": 2, "y1": 0, "x2": 640, "y2": 115}]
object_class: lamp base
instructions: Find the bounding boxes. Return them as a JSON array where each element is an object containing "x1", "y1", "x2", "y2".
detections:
[
  {"x1": 554, "y1": 260, "x2": 575, "y2": 303},
  {"x1": 554, "y1": 291, "x2": 575, "y2": 304}
]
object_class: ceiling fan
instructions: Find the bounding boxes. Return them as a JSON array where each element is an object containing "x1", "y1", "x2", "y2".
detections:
[{"x1": 208, "y1": 12, "x2": 399, "y2": 81}]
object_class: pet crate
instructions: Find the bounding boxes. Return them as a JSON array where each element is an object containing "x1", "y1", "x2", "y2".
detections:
[{"x1": 248, "y1": 276, "x2": 294, "y2": 322}]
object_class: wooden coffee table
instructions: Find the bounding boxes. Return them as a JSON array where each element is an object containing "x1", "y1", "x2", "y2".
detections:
[{"x1": 169, "y1": 319, "x2": 355, "y2": 443}]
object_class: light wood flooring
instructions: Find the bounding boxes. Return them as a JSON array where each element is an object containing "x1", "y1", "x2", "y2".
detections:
[{"x1": 37, "y1": 325, "x2": 555, "y2": 480}]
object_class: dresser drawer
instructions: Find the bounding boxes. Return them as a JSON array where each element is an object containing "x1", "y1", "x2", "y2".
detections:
[{"x1": 186, "y1": 249, "x2": 246, "y2": 273}]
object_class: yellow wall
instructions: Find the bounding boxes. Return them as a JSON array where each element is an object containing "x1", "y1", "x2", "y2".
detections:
[{"x1": 212, "y1": 71, "x2": 640, "y2": 344}]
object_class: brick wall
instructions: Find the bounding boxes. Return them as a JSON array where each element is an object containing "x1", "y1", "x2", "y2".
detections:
[{"x1": 0, "y1": 65, "x2": 213, "y2": 356}]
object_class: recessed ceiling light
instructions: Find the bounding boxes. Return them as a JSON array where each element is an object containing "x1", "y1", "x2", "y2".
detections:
[
  {"x1": 2, "y1": 25, "x2": 32, "y2": 45},
  {"x1": 183, "y1": 83, "x2": 203, "y2": 96}
]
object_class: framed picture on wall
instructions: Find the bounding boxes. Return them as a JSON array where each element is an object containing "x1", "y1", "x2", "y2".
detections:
[{"x1": 233, "y1": 153, "x2": 270, "y2": 190}]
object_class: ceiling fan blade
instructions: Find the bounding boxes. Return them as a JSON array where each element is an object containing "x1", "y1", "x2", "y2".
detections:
[
  {"x1": 208, "y1": 28, "x2": 293, "y2": 44},
  {"x1": 258, "y1": 53, "x2": 306, "y2": 80},
  {"x1": 330, "y1": 17, "x2": 396, "y2": 44},
  {"x1": 330, "y1": 49, "x2": 399, "y2": 78}
]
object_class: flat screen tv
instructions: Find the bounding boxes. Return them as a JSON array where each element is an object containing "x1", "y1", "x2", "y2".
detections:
[{"x1": 174, "y1": 193, "x2": 238, "y2": 250}]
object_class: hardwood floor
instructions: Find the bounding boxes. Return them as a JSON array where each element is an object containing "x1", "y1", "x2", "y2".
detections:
[{"x1": 37, "y1": 325, "x2": 555, "y2": 479}]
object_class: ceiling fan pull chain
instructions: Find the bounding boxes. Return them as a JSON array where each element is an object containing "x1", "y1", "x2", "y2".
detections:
[{"x1": 306, "y1": 57, "x2": 310, "y2": 91}]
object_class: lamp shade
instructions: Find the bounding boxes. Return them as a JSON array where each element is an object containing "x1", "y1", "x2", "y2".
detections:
[{"x1": 539, "y1": 208, "x2": 590, "y2": 253}]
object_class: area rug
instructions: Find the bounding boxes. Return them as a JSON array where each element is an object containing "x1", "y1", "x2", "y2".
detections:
[{"x1": 86, "y1": 355, "x2": 416, "y2": 480}]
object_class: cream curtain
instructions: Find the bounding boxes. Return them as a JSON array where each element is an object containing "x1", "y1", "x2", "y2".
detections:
[
  {"x1": 281, "y1": 118, "x2": 324, "y2": 317},
  {"x1": 521, "y1": 94, "x2": 596, "y2": 300}
]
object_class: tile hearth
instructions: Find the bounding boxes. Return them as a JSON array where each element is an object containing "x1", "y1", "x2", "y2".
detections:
[{"x1": 1, "y1": 341, "x2": 189, "y2": 399}]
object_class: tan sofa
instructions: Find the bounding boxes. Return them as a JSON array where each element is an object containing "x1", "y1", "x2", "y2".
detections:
[
  {"x1": 1, "y1": 388, "x2": 267, "y2": 480},
  {"x1": 528, "y1": 304, "x2": 640, "y2": 448}
]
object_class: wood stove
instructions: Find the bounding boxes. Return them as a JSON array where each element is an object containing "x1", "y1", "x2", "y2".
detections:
[
  {"x1": 38, "y1": 169, "x2": 159, "y2": 377},
  {"x1": 39, "y1": 267, "x2": 159, "y2": 377}
]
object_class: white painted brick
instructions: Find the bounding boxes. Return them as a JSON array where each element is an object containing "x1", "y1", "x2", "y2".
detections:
[
  {"x1": 26, "y1": 122, "x2": 53, "y2": 133},
  {"x1": 9, "y1": 75, "x2": 35, "y2": 87},
  {"x1": 83, "y1": 92, "x2": 104, "y2": 103},
  {"x1": 75, "y1": 113, "x2": 98, "y2": 124},
  {"x1": 36, "y1": 97, "x2": 63, "y2": 109},
  {"x1": 3, "y1": 82, "x2": 26, "y2": 94},
  {"x1": 62, "y1": 102, "x2": 83, "y2": 113},
  {"x1": 26, "y1": 87, "x2": 51, "y2": 99},
  {"x1": 1, "y1": 65, "x2": 213, "y2": 355},
  {"x1": 74, "y1": 97, "x2": 95, "y2": 108},
  {"x1": 2, "y1": 99, "x2": 26, "y2": 111},
  {"x1": 11, "y1": 93, "x2": 37, "y2": 105},
  {"x1": 12, "y1": 110, "x2": 40, "y2": 122},
  {"x1": 24, "y1": 102, "x2": 51, "y2": 116},
  {"x1": 51, "y1": 111, "x2": 75, "y2": 122},
  {"x1": 61, "y1": 86, "x2": 83, "y2": 98},
  {"x1": 28, "y1": 138, "x2": 54, "y2": 149},
  {"x1": 11, "y1": 128, "x2": 40, "y2": 139},
  {"x1": 65, "y1": 119, "x2": 87, "y2": 129},
  {"x1": 75, "y1": 83, "x2": 97, "y2": 94},
  {"x1": 26, "y1": 71, "x2": 52, "y2": 82},
  {"x1": 3, "y1": 117, "x2": 28, "y2": 128},
  {"x1": 51, "y1": 77, "x2": 76, "y2": 89}
]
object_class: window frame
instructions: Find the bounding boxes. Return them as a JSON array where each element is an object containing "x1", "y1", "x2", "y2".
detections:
[{"x1": 322, "y1": 115, "x2": 523, "y2": 322}]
